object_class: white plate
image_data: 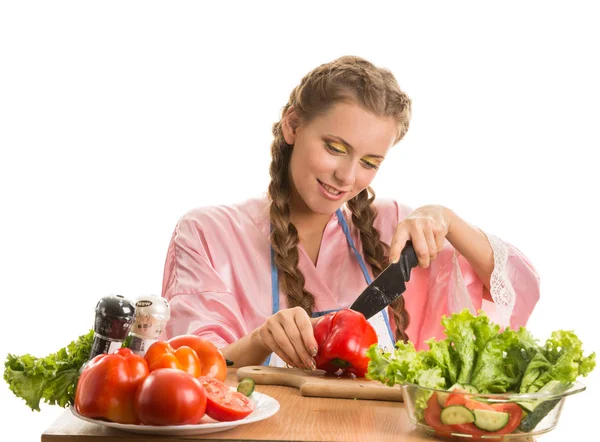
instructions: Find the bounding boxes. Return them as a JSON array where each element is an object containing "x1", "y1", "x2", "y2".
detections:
[{"x1": 70, "y1": 391, "x2": 280, "y2": 436}]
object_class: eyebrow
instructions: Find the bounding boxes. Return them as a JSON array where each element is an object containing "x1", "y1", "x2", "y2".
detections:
[{"x1": 325, "y1": 134, "x2": 385, "y2": 159}]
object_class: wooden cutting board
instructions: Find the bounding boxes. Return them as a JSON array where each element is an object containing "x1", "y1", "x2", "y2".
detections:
[{"x1": 236, "y1": 366, "x2": 403, "y2": 402}]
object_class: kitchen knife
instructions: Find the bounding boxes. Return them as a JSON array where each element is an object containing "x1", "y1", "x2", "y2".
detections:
[{"x1": 350, "y1": 242, "x2": 418, "y2": 319}]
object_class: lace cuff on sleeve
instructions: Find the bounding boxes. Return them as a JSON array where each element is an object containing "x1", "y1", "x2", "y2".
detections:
[{"x1": 484, "y1": 232, "x2": 516, "y2": 324}]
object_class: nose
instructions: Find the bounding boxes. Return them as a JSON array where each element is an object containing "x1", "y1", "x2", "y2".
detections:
[{"x1": 333, "y1": 158, "x2": 358, "y2": 187}]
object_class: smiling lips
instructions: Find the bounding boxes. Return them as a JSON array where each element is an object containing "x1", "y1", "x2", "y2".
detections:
[{"x1": 317, "y1": 179, "x2": 347, "y2": 201}]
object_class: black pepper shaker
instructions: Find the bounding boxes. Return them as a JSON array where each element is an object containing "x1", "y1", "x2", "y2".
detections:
[{"x1": 88, "y1": 294, "x2": 136, "y2": 360}]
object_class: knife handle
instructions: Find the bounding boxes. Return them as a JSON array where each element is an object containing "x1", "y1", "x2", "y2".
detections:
[{"x1": 398, "y1": 242, "x2": 418, "y2": 281}]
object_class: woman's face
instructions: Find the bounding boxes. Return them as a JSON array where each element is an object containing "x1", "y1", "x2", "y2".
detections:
[{"x1": 284, "y1": 101, "x2": 397, "y2": 216}]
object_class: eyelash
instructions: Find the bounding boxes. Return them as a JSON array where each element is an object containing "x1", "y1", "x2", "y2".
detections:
[{"x1": 324, "y1": 142, "x2": 379, "y2": 170}]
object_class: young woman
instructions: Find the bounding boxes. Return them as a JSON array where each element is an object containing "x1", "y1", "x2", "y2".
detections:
[{"x1": 161, "y1": 56, "x2": 540, "y2": 370}]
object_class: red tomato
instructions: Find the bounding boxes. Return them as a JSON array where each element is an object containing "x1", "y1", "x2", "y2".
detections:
[
  {"x1": 444, "y1": 388, "x2": 469, "y2": 407},
  {"x1": 464, "y1": 398, "x2": 495, "y2": 411},
  {"x1": 135, "y1": 368, "x2": 207, "y2": 425},
  {"x1": 169, "y1": 335, "x2": 228, "y2": 381},
  {"x1": 144, "y1": 341, "x2": 201, "y2": 377},
  {"x1": 75, "y1": 348, "x2": 149, "y2": 424},
  {"x1": 450, "y1": 422, "x2": 487, "y2": 439},
  {"x1": 199, "y1": 377, "x2": 255, "y2": 422},
  {"x1": 423, "y1": 394, "x2": 454, "y2": 438},
  {"x1": 445, "y1": 389, "x2": 495, "y2": 411}
]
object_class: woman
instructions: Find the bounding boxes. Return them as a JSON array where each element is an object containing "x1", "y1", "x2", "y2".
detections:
[{"x1": 161, "y1": 56, "x2": 540, "y2": 370}]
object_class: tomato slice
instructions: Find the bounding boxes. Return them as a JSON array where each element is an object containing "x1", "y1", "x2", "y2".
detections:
[
  {"x1": 423, "y1": 394, "x2": 453, "y2": 438},
  {"x1": 451, "y1": 422, "x2": 487, "y2": 439},
  {"x1": 445, "y1": 388, "x2": 469, "y2": 407},
  {"x1": 465, "y1": 397, "x2": 495, "y2": 411},
  {"x1": 199, "y1": 377, "x2": 255, "y2": 422}
]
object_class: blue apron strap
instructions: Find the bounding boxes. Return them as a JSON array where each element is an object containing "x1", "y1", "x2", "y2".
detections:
[
  {"x1": 311, "y1": 308, "x2": 339, "y2": 318},
  {"x1": 270, "y1": 245, "x2": 280, "y2": 314},
  {"x1": 335, "y1": 209, "x2": 395, "y2": 344},
  {"x1": 335, "y1": 209, "x2": 372, "y2": 285},
  {"x1": 265, "y1": 244, "x2": 279, "y2": 366}
]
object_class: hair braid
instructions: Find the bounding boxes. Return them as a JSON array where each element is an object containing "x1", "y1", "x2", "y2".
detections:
[
  {"x1": 347, "y1": 189, "x2": 410, "y2": 343},
  {"x1": 267, "y1": 117, "x2": 315, "y2": 314}
]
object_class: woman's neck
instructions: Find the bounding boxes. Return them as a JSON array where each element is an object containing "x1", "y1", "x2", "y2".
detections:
[{"x1": 289, "y1": 203, "x2": 331, "y2": 239}]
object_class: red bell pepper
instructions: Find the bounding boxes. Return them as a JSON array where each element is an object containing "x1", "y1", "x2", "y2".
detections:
[
  {"x1": 313, "y1": 309, "x2": 378, "y2": 377},
  {"x1": 75, "y1": 348, "x2": 149, "y2": 424}
]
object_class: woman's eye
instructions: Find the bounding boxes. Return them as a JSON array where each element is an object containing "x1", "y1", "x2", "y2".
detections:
[
  {"x1": 325, "y1": 142, "x2": 346, "y2": 154},
  {"x1": 361, "y1": 160, "x2": 379, "y2": 170}
]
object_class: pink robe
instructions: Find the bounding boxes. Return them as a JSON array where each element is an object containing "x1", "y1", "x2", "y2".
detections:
[{"x1": 161, "y1": 197, "x2": 540, "y2": 350}]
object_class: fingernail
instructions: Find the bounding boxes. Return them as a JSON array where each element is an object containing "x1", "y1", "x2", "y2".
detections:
[
  {"x1": 390, "y1": 256, "x2": 398, "y2": 264},
  {"x1": 306, "y1": 359, "x2": 316, "y2": 370},
  {"x1": 310, "y1": 346, "x2": 318, "y2": 356}
]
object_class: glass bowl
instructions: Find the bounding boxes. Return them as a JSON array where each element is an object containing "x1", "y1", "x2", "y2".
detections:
[{"x1": 401, "y1": 381, "x2": 586, "y2": 440}]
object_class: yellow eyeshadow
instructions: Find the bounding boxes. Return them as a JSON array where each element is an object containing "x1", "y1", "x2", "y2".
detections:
[
  {"x1": 362, "y1": 157, "x2": 380, "y2": 167},
  {"x1": 328, "y1": 142, "x2": 348, "y2": 152}
]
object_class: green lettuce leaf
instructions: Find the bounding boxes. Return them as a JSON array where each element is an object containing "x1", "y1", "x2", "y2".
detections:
[
  {"x1": 4, "y1": 330, "x2": 94, "y2": 411},
  {"x1": 366, "y1": 309, "x2": 596, "y2": 396},
  {"x1": 520, "y1": 330, "x2": 597, "y2": 393}
]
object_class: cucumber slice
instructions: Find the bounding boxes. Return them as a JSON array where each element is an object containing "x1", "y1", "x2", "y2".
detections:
[
  {"x1": 440, "y1": 405, "x2": 475, "y2": 425},
  {"x1": 236, "y1": 378, "x2": 255, "y2": 397},
  {"x1": 519, "y1": 398, "x2": 560, "y2": 432},
  {"x1": 473, "y1": 409, "x2": 510, "y2": 431},
  {"x1": 518, "y1": 380, "x2": 570, "y2": 432}
]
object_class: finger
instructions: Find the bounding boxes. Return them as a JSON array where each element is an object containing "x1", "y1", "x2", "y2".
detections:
[
  {"x1": 294, "y1": 308, "x2": 319, "y2": 358},
  {"x1": 389, "y1": 224, "x2": 411, "y2": 264},
  {"x1": 424, "y1": 226, "x2": 438, "y2": 262},
  {"x1": 410, "y1": 227, "x2": 431, "y2": 268},
  {"x1": 281, "y1": 310, "x2": 315, "y2": 369},
  {"x1": 434, "y1": 227, "x2": 446, "y2": 253},
  {"x1": 259, "y1": 326, "x2": 296, "y2": 367},
  {"x1": 270, "y1": 320, "x2": 305, "y2": 368}
]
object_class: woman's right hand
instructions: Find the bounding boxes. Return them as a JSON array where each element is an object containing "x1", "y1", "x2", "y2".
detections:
[{"x1": 254, "y1": 306, "x2": 319, "y2": 370}]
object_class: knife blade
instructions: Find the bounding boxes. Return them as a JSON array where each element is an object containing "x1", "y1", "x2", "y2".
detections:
[{"x1": 350, "y1": 242, "x2": 418, "y2": 319}]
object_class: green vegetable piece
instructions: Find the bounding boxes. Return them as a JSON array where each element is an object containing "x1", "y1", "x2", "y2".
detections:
[
  {"x1": 519, "y1": 398, "x2": 560, "y2": 432},
  {"x1": 473, "y1": 409, "x2": 510, "y2": 431},
  {"x1": 3, "y1": 329, "x2": 94, "y2": 411},
  {"x1": 440, "y1": 405, "x2": 475, "y2": 425},
  {"x1": 237, "y1": 378, "x2": 255, "y2": 397},
  {"x1": 364, "y1": 309, "x2": 596, "y2": 428}
]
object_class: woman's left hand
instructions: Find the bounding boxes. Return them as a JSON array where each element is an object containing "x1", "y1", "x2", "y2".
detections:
[{"x1": 389, "y1": 205, "x2": 456, "y2": 268}]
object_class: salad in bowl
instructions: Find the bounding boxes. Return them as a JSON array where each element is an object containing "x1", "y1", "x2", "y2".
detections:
[{"x1": 366, "y1": 309, "x2": 596, "y2": 439}]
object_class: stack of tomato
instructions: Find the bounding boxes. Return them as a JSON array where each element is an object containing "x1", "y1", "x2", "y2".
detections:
[{"x1": 74, "y1": 335, "x2": 255, "y2": 425}]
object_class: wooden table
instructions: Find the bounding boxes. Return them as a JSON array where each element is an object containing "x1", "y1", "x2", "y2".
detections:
[{"x1": 41, "y1": 369, "x2": 536, "y2": 442}]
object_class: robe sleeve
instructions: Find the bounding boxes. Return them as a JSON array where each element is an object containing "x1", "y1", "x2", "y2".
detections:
[
  {"x1": 160, "y1": 214, "x2": 249, "y2": 348},
  {"x1": 390, "y1": 202, "x2": 540, "y2": 348}
]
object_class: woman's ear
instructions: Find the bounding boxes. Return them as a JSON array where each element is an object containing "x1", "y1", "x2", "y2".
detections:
[{"x1": 281, "y1": 107, "x2": 300, "y2": 145}]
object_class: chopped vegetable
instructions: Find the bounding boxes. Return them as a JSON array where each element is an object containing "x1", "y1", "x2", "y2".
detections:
[
  {"x1": 237, "y1": 378, "x2": 256, "y2": 397},
  {"x1": 366, "y1": 309, "x2": 596, "y2": 436},
  {"x1": 366, "y1": 309, "x2": 595, "y2": 394}
]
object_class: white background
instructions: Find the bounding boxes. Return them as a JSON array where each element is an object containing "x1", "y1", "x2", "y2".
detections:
[{"x1": 1, "y1": 1, "x2": 598, "y2": 441}]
